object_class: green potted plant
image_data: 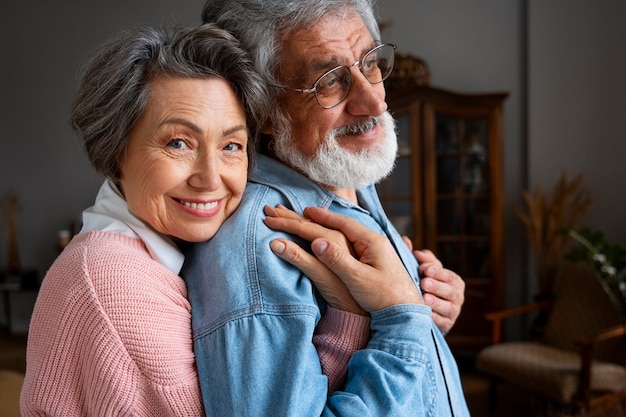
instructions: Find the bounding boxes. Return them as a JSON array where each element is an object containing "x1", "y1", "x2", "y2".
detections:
[{"x1": 566, "y1": 227, "x2": 626, "y2": 320}]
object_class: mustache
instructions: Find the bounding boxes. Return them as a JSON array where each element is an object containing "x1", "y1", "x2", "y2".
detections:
[{"x1": 332, "y1": 116, "x2": 382, "y2": 136}]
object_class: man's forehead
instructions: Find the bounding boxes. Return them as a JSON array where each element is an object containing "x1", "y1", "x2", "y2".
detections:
[
  {"x1": 281, "y1": 11, "x2": 372, "y2": 53},
  {"x1": 279, "y1": 17, "x2": 376, "y2": 80}
]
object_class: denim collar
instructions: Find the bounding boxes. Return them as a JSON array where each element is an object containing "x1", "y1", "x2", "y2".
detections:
[{"x1": 250, "y1": 154, "x2": 375, "y2": 216}]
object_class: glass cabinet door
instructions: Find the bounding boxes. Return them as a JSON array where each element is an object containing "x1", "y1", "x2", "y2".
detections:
[
  {"x1": 433, "y1": 115, "x2": 491, "y2": 280},
  {"x1": 422, "y1": 100, "x2": 506, "y2": 351}
]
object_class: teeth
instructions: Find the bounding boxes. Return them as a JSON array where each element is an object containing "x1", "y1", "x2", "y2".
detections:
[{"x1": 181, "y1": 200, "x2": 218, "y2": 211}]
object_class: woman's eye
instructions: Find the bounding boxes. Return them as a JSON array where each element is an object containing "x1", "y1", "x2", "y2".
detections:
[
  {"x1": 224, "y1": 142, "x2": 244, "y2": 152},
  {"x1": 168, "y1": 138, "x2": 188, "y2": 150}
]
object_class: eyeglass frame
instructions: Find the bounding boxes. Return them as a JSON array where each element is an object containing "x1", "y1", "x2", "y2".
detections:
[{"x1": 271, "y1": 43, "x2": 397, "y2": 109}]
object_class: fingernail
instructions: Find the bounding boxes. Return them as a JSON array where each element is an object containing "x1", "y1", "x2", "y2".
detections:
[
  {"x1": 270, "y1": 240, "x2": 286, "y2": 255},
  {"x1": 312, "y1": 240, "x2": 328, "y2": 255},
  {"x1": 423, "y1": 294, "x2": 434, "y2": 306}
]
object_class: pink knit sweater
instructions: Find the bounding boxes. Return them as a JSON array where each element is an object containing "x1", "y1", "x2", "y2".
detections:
[{"x1": 21, "y1": 231, "x2": 369, "y2": 416}]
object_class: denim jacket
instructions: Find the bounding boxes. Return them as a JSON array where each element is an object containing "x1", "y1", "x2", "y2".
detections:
[{"x1": 183, "y1": 155, "x2": 470, "y2": 417}]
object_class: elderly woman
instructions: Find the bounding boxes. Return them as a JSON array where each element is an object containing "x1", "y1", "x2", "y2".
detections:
[
  {"x1": 20, "y1": 23, "x2": 375, "y2": 416},
  {"x1": 19, "y1": 24, "x2": 266, "y2": 416}
]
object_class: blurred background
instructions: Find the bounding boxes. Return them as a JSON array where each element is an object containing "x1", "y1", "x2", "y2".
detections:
[{"x1": 1, "y1": 0, "x2": 625, "y2": 339}]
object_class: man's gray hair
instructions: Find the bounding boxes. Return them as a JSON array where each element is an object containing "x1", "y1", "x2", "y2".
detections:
[{"x1": 202, "y1": 0, "x2": 381, "y2": 129}]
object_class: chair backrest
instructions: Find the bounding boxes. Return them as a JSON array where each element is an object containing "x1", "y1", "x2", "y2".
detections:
[{"x1": 541, "y1": 261, "x2": 625, "y2": 365}]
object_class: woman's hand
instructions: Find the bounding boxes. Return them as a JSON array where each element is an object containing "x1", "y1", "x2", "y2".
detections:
[{"x1": 403, "y1": 237, "x2": 465, "y2": 334}]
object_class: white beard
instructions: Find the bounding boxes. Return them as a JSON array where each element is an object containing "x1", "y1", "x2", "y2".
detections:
[{"x1": 273, "y1": 111, "x2": 398, "y2": 189}]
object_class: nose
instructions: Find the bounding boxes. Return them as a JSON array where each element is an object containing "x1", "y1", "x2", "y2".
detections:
[
  {"x1": 344, "y1": 68, "x2": 388, "y2": 116},
  {"x1": 188, "y1": 151, "x2": 221, "y2": 191}
]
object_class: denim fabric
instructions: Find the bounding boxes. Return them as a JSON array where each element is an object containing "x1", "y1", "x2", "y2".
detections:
[{"x1": 183, "y1": 155, "x2": 470, "y2": 416}]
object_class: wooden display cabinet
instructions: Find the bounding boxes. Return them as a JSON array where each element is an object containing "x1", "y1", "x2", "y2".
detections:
[{"x1": 379, "y1": 69, "x2": 508, "y2": 352}]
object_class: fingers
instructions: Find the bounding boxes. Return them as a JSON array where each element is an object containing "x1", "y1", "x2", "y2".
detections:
[
  {"x1": 301, "y1": 207, "x2": 371, "y2": 245},
  {"x1": 415, "y1": 251, "x2": 464, "y2": 307},
  {"x1": 269, "y1": 238, "x2": 366, "y2": 315},
  {"x1": 430, "y1": 310, "x2": 455, "y2": 334},
  {"x1": 423, "y1": 291, "x2": 457, "y2": 334},
  {"x1": 263, "y1": 205, "x2": 315, "y2": 241},
  {"x1": 413, "y1": 249, "x2": 465, "y2": 334},
  {"x1": 264, "y1": 205, "x2": 353, "y2": 255},
  {"x1": 414, "y1": 249, "x2": 443, "y2": 271},
  {"x1": 267, "y1": 206, "x2": 424, "y2": 312},
  {"x1": 307, "y1": 226, "x2": 424, "y2": 311},
  {"x1": 419, "y1": 274, "x2": 464, "y2": 334},
  {"x1": 301, "y1": 207, "x2": 385, "y2": 259},
  {"x1": 420, "y1": 270, "x2": 465, "y2": 304}
]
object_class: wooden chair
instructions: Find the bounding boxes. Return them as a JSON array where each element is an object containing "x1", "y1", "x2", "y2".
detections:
[{"x1": 475, "y1": 262, "x2": 626, "y2": 413}]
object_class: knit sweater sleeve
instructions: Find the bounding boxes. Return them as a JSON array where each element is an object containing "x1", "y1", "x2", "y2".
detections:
[
  {"x1": 20, "y1": 231, "x2": 203, "y2": 416},
  {"x1": 313, "y1": 306, "x2": 371, "y2": 393}
]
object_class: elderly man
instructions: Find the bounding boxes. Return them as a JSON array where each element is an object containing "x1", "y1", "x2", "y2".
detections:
[{"x1": 182, "y1": 0, "x2": 470, "y2": 416}]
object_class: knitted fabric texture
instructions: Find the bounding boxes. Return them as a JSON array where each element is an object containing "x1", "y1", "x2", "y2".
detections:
[
  {"x1": 314, "y1": 308, "x2": 371, "y2": 393},
  {"x1": 20, "y1": 231, "x2": 204, "y2": 416}
]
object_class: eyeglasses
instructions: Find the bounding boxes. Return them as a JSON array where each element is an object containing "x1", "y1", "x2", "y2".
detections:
[{"x1": 273, "y1": 43, "x2": 397, "y2": 109}]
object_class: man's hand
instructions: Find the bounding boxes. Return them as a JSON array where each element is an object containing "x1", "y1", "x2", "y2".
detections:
[
  {"x1": 264, "y1": 205, "x2": 365, "y2": 315},
  {"x1": 264, "y1": 206, "x2": 423, "y2": 314},
  {"x1": 403, "y1": 237, "x2": 465, "y2": 334}
]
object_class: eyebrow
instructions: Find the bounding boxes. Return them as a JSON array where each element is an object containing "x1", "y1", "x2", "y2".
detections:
[
  {"x1": 309, "y1": 41, "x2": 378, "y2": 74},
  {"x1": 222, "y1": 125, "x2": 249, "y2": 137},
  {"x1": 310, "y1": 57, "x2": 340, "y2": 73},
  {"x1": 359, "y1": 42, "x2": 379, "y2": 58},
  {"x1": 160, "y1": 118, "x2": 203, "y2": 134},
  {"x1": 160, "y1": 118, "x2": 248, "y2": 137}
]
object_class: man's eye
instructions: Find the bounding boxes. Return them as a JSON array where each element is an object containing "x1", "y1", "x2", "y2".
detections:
[
  {"x1": 363, "y1": 56, "x2": 378, "y2": 70},
  {"x1": 168, "y1": 139, "x2": 187, "y2": 149},
  {"x1": 317, "y1": 70, "x2": 350, "y2": 92},
  {"x1": 319, "y1": 73, "x2": 340, "y2": 89}
]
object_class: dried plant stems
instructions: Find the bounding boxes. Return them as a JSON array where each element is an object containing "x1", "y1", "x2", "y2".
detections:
[{"x1": 517, "y1": 172, "x2": 592, "y2": 296}]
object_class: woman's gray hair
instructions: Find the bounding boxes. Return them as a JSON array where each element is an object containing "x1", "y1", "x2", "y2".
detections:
[
  {"x1": 69, "y1": 23, "x2": 269, "y2": 182},
  {"x1": 201, "y1": 0, "x2": 380, "y2": 131}
]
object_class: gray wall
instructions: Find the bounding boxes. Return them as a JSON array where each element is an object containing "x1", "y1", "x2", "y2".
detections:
[
  {"x1": 2, "y1": 0, "x2": 625, "y2": 332},
  {"x1": 529, "y1": 1, "x2": 626, "y2": 242}
]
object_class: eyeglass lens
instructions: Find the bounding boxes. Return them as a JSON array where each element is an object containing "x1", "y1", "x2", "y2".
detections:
[{"x1": 314, "y1": 44, "x2": 395, "y2": 108}]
